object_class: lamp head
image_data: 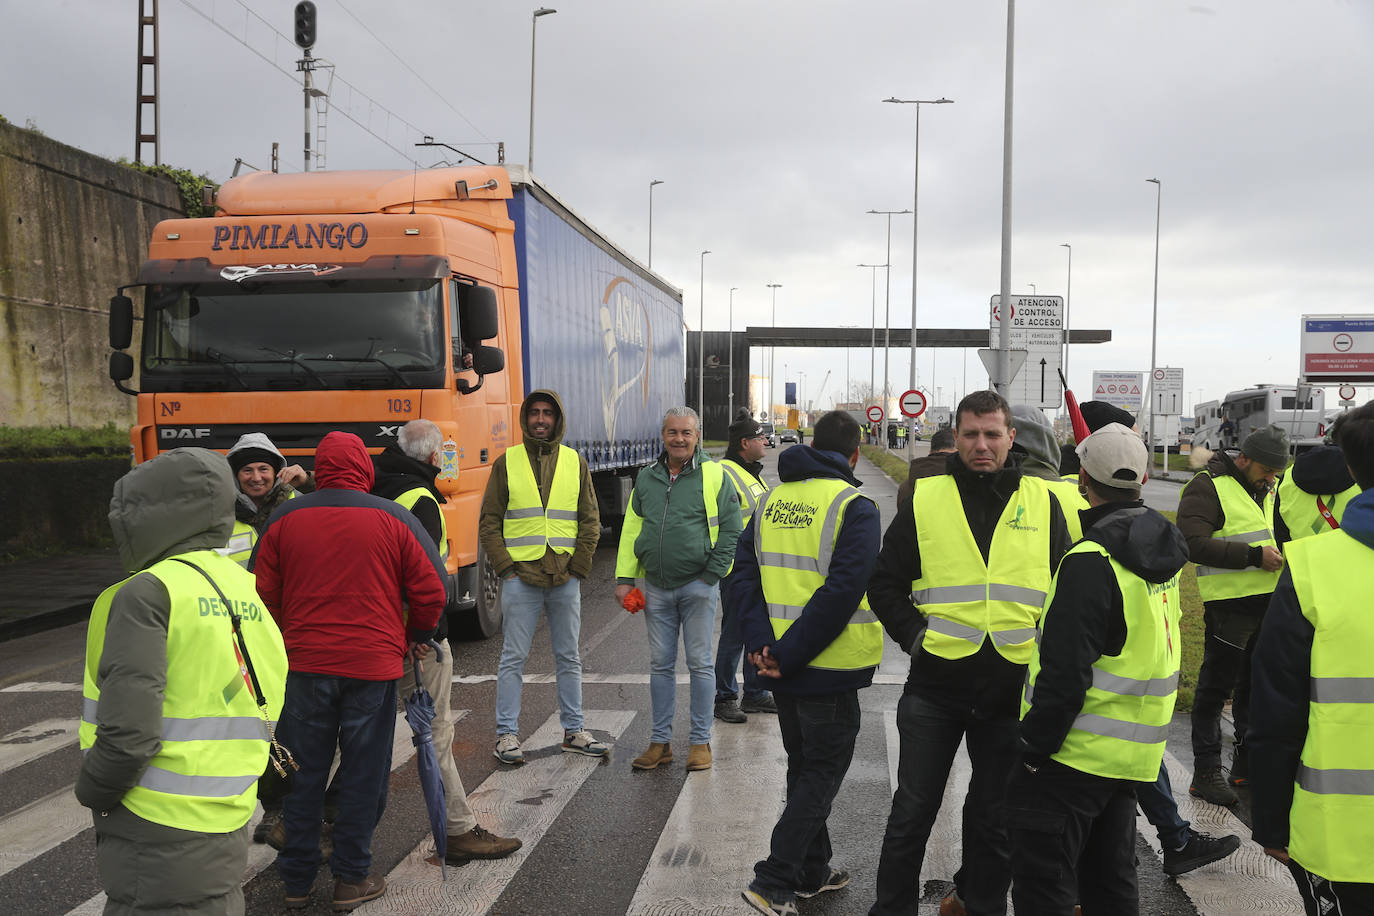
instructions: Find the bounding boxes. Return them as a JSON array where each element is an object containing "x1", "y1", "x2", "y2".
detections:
[
  {"x1": 534, "y1": 7, "x2": 557, "y2": 17},
  {"x1": 650, "y1": 178, "x2": 663, "y2": 187}
]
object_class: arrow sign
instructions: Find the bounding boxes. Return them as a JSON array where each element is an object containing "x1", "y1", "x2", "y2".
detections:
[
  {"x1": 1039, "y1": 358, "x2": 1047, "y2": 403},
  {"x1": 899, "y1": 389, "x2": 927, "y2": 418}
]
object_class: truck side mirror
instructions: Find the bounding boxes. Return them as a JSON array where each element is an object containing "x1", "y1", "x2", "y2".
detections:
[
  {"x1": 459, "y1": 285, "x2": 499, "y2": 341},
  {"x1": 110, "y1": 351, "x2": 138, "y2": 395},
  {"x1": 110, "y1": 295, "x2": 134, "y2": 349},
  {"x1": 472, "y1": 344, "x2": 504, "y2": 376}
]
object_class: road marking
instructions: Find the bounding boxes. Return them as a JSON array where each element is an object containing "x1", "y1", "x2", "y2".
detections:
[
  {"x1": 0, "y1": 682, "x2": 81, "y2": 693},
  {"x1": 0, "y1": 787, "x2": 90, "y2": 879},
  {"x1": 357, "y1": 708, "x2": 634, "y2": 915},
  {"x1": 454, "y1": 672, "x2": 911, "y2": 686},
  {"x1": 0, "y1": 718, "x2": 79, "y2": 771},
  {"x1": 626, "y1": 715, "x2": 786, "y2": 914}
]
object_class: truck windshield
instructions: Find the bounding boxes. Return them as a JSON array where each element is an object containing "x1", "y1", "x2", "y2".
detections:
[{"x1": 139, "y1": 278, "x2": 445, "y2": 391}]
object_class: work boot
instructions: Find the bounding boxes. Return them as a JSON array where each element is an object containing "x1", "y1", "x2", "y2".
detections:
[
  {"x1": 1162, "y1": 830, "x2": 1241, "y2": 876},
  {"x1": 254, "y1": 807, "x2": 282, "y2": 844},
  {"x1": 446, "y1": 825, "x2": 522, "y2": 865},
  {"x1": 1229, "y1": 746, "x2": 1250, "y2": 787},
  {"x1": 686, "y1": 743, "x2": 713, "y2": 771},
  {"x1": 714, "y1": 698, "x2": 747, "y2": 723},
  {"x1": 1189, "y1": 766, "x2": 1239, "y2": 806},
  {"x1": 332, "y1": 874, "x2": 385, "y2": 911},
  {"x1": 740, "y1": 693, "x2": 778, "y2": 714},
  {"x1": 631, "y1": 742, "x2": 673, "y2": 770}
]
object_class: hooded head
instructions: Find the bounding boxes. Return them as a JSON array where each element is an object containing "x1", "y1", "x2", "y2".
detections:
[
  {"x1": 1010, "y1": 404, "x2": 1060, "y2": 480},
  {"x1": 520, "y1": 389, "x2": 566, "y2": 447},
  {"x1": 1078, "y1": 401, "x2": 1136, "y2": 439},
  {"x1": 109, "y1": 448, "x2": 236, "y2": 572},
  {"x1": 314, "y1": 431, "x2": 375, "y2": 492}
]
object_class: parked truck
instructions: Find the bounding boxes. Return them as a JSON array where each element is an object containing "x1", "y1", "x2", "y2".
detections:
[
  {"x1": 106, "y1": 165, "x2": 684, "y2": 638},
  {"x1": 1190, "y1": 385, "x2": 1326, "y2": 453}
]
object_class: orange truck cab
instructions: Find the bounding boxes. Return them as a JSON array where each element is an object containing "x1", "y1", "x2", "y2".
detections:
[{"x1": 108, "y1": 166, "x2": 684, "y2": 637}]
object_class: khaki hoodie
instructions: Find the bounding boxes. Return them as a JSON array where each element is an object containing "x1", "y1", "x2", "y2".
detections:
[{"x1": 478, "y1": 389, "x2": 600, "y2": 586}]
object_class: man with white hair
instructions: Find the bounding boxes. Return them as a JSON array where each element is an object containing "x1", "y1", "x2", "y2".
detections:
[{"x1": 617, "y1": 406, "x2": 743, "y2": 772}]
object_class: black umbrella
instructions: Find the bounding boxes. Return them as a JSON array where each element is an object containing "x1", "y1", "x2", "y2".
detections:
[{"x1": 404, "y1": 643, "x2": 448, "y2": 878}]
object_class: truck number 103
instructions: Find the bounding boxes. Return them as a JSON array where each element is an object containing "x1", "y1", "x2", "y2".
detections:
[{"x1": 387, "y1": 398, "x2": 414, "y2": 414}]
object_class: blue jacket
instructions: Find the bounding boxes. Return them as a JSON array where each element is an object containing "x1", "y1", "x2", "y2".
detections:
[{"x1": 730, "y1": 445, "x2": 881, "y2": 696}]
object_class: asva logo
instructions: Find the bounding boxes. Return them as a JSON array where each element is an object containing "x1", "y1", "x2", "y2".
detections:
[{"x1": 599, "y1": 277, "x2": 651, "y2": 441}]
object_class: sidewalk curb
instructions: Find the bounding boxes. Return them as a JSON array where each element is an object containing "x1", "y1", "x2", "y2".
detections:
[{"x1": 0, "y1": 600, "x2": 93, "y2": 642}]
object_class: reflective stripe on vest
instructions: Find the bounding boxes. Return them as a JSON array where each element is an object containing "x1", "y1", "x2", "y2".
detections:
[
  {"x1": 1193, "y1": 473, "x2": 1280, "y2": 601},
  {"x1": 396, "y1": 486, "x2": 449, "y2": 560},
  {"x1": 1287, "y1": 529, "x2": 1374, "y2": 882},
  {"x1": 214, "y1": 520, "x2": 257, "y2": 569},
  {"x1": 909, "y1": 475, "x2": 1053, "y2": 664},
  {"x1": 1023, "y1": 539, "x2": 1181, "y2": 781},
  {"x1": 1277, "y1": 472, "x2": 1358, "y2": 543},
  {"x1": 720, "y1": 459, "x2": 769, "y2": 529},
  {"x1": 503, "y1": 444, "x2": 581, "y2": 560},
  {"x1": 79, "y1": 551, "x2": 288, "y2": 831},
  {"x1": 755, "y1": 478, "x2": 883, "y2": 671}
]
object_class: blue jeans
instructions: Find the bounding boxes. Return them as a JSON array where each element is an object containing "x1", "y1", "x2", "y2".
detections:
[
  {"x1": 496, "y1": 577, "x2": 584, "y2": 736},
  {"x1": 1136, "y1": 760, "x2": 1190, "y2": 850},
  {"x1": 276, "y1": 673, "x2": 397, "y2": 891},
  {"x1": 643, "y1": 578, "x2": 717, "y2": 744},
  {"x1": 871, "y1": 691, "x2": 1018, "y2": 916},
  {"x1": 715, "y1": 575, "x2": 770, "y2": 703},
  {"x1": 751, "y1": 690, "x2": 862, "y2": 901}
]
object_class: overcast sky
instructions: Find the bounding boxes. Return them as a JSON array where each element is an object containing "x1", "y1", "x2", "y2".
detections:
[{"x1": 8, "y1": 0, "x2": 1374, "y2": 418}]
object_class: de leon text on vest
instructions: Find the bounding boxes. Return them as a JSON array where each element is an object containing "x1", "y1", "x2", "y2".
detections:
[
  {"x1": 198, "y1": 595, "x2": 265, "y2": 622},
  {"x1": 763, "y1": 498, "x2": 819, "y2": 530},
  {"x1": 211, "y1": 222, "x2": 369, "y2": 251}
]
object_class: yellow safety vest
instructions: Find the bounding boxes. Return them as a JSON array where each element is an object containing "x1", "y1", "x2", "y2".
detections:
[
  {"x1": 910, "y1": 475, "x2": 1053, "y2": 664},
  {"x1": 216, "y1": 520, "x2": 257, "y2": 568},
  {"x1": 615, "y1": 458, "x2": 728, "y2": 579},
  {"x1": 1023, "y1": 540, "x2": 1181, "y2": 781},
  {"x1": 79, "y1": 550, "x2": 287, "y2": 833},
  {"x1": 503, "y1": 443, "x2": 581, "y2": 561},
  {"x1": 1192, "y1": 472, "x2": 1280, "y2": 602},
  {"x1": 755, "y1": 478, "x2": 884, "y2": 671},
  {"x1": 1286, "y1": 530, "x2": 1374, "y2": 883},
  {"x1": 719, "y1": 459, "x2": 769, "y2": 529},
  {"x1": 1276, "y1": 472, "x2": 1358, "y2": 544},
  {"x1": 396, "y1": 486, "x2": 449, "y2": 560},
  {"x1": 1045, "y1": 478, "x2": 1088, "y2": 542}
]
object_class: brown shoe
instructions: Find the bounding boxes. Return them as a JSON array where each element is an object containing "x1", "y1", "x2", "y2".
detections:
[
  {"x1": 446, "y1": 824, "x2": 522, "y2": 864},
  {"x1": 686, "y1": 743, "x2": 712, "y2": 771},
  {"x1": 332, "y1": 874, "x2": 386, "y2": 911},
  {"x1": 631, "y1": 742, "x2": 673, "y2": 770},
  {"x1": 939, "y1": 891, "x2": 965, "y2": 916}
]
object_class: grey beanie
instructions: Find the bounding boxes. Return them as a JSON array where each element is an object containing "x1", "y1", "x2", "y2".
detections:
[{"x1": 1241, "y1": 424, "x2": 1291, "y2": 469}]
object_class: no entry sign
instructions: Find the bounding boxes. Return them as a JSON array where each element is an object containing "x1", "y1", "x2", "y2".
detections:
[
  {"x1": 899, "y1": 389, "x2": 927, "y2": 418},
  {"x1": 867, "y1": 405, "x2": 884, "y2": 423}
]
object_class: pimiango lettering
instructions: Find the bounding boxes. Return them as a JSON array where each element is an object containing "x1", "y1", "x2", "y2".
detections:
[
  {"x1": 210, "y1": 222, "x2": 369, "y2": 251},
  {"x1": 762, "y1": 498, "x2": 819, "y2": 530},
  {"x1": 197, "y1": 595, "x2": 265, "y2": 622}
]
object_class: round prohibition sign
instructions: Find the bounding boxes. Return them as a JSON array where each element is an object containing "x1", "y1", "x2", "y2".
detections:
[
  {"x1": 1340, "y1": 385, "x2": 1357, "y2": 401},
  {"x1": 867, "y1": 405, "x2": 885, "y2": 423},
  {"x1": 899, "y1": 389, "x2": 927, "y2": 418}
]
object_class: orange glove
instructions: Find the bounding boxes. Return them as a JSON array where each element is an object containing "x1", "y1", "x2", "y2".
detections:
[{"x1": 622, "y1": 587, "x2": 645, "y2": 613}]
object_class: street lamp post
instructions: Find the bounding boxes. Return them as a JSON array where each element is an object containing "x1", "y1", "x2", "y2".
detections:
[
  {"x1": 885, "y1": 96, "x2": 953, "y2": 454},
  {"x1": 858, "y1": 264, "x2": 884, "y2": 407},
  {"x1": 527, "y1": 7, "x2": 556, "y2": 171},
  {"x1": 767, "y1": 283, "x2": 782, "y2": 422},
  {"x1": 698, "y1": 250, "x2": 711, "y2": 418},
  {"x1": 1059, "y1": 242, "x2": 1072, "y2": 397},
  {"x1": 1147, "y1": 177, "x2": 1163, "y2": 475},
  {"x1": 648, "y1": 178, "x2": 664, "y2": 268},
  {"x1": 728, "y1": 287, "x2": 738, "y2": 417},
  {"x1": 799, "y1": 371, "x2": 807, "y2": 421},
  {"x1": 867, "y1": 209, "x2": 911, "y2": 416}
]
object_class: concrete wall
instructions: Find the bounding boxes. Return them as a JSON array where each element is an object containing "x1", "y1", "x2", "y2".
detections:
[{"x1": 0, "y1": 121, "x2": 183, "y2": 427}]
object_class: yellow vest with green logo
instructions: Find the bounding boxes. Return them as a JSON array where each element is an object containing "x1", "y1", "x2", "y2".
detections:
[
  {"x1": 910, "y1": 475, "x2": 1052, "y2": 664},
  {"x1": 1022, "y1": 540, "x2": 1181, "y2": 780},
  {"x1": 503, "y1": 443, "x2": 580, "y2": 561},
  {"x1": 216, "y1": 520, "x2": 257, "y2": 568},
  {"x1": 79, "y1": 550, "x2": 287, "y2": 833},
  {"x1": 396, "y1": 486, "x2": 449, "y2": 561},
  {"x1": 755, "y1": 478, "x2": 883, "y2": 671},
  {"x1": 1276, "y1": 472, "x2": 1358, "y2": 544},
  {"x1": 1045, "y1": 478, "x2": 1088, "y2": 541},
  {"x1": 1192, "y1": 472, "x2": 1280, "y2": 602},
  {"x1": 1286, "y1": 530, "x2": 1374, "y2": 883}
]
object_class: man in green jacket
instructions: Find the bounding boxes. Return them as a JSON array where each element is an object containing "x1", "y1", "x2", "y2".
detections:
[{"x1": 616, "y1": 406, "x2": 743, "y2": 772}]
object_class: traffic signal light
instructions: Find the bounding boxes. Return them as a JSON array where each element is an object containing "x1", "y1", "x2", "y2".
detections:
[{"x1": 294, "y1": 1, "x2": 316, "y2": 49}]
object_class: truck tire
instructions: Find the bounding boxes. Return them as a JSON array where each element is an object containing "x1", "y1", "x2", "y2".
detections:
[{"x1": 455, "y1": 542, "x2": 503, "y2": 640}]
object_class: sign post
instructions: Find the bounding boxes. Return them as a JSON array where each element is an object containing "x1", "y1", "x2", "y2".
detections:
[
  {"x1": 899, "y1": 389, "x2": 927, "y2": 418},
  {"x1": 989, "y1": 295, "x2": 1064, "y2": 409},
  {"x1": 1090, "y1": 370, "x2": 1145, "y2": 416},
  {"x1": 1301, "y1": 315, "x2": 1374, "y2": 384}
]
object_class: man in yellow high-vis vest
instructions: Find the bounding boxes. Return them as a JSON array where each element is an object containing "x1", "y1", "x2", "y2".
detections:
[
  {"x1": 1273, "y1": 438, "x2": 1358, "y2": 547},
  {"x1": 868, "y1": 390, "x2": 1073, "y2": 916},
  {"x1": 731, "y1": 410, "x2": 882, "y2": 915},
  {"x1": 1009, "y1": 424, "x2": 1189, "y2": 913},
  {"x1": 1178, "y1": 423, "x2": 1289, "y2": 806},
  {"x1": 1250, "y1": 400, "x2": 1374, "y2": 915},
  {"x1": 480, "y1": 390, "x2": 605, "y2": 766},
  {"x1": 77, "y1": 448, "x2": 288, "y2": 915}
]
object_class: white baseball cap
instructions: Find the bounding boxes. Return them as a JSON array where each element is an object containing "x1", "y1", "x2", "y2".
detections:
[{"x1": 1076, "y1": 423, "x2": 1148, "y2": 489}]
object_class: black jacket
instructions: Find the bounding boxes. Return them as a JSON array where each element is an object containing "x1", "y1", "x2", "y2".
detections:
[
  {"x1": 1019, "y1": 501, "x2": 1190, "y2": 764},
  {"x1": 867, "y1": 452, "x2": 1073, "y2": 714},
  {"x1": 371, "y1": 443, "x2": 450, "y2": 639}
]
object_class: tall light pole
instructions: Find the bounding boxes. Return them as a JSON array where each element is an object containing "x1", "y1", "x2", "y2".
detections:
[
  {"x1": 1059, "y1": 242, "x2": 1072, "y2": 398},
  {"x1": 527, "y1": 7, "x2": 556, "y2": 171},
  {"x1": 727, "y1": 287, "x2": 738, "y2": 417},
  {"x1": 994, "y1": 0, "x2": 1017, "y2": 396},
  {"x1": 767, "y1": 283, "x2": 782, "y2": 421},
  {"x1": 1027, "y1": 283, "x2": 1036, "y2": 295},
  {"x1": 859, "y1": 264, "x2": 884, "y2": 406},
  {"x1": 1147, "y1": 177, "x2": 1163, "y2": 474},
  {"x1": 867, "y1": 209, "x2": 911, "y2": 415},
  {"x1": 698, "y1": 249, "x2": 711, "y2": 417},
  {"x1": 799, "y1": 370, "x2": 807, "y2": 419},
  {"x1": 648, "y1": 178, "x2": 664, "y2": 268},
  {"x1": 884, "y1": 96, "x2": 952, "y2": 452}
]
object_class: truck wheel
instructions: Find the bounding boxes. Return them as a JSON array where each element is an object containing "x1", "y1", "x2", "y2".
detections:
[{"x1": 455, "y1": 543, "x2": 503, "y2": 640}]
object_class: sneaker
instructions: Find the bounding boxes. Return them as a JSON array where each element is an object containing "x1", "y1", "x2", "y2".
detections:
[
  {"x1": 1162, "y1": 830, "x2": 1241, "y2": 876},
  {"x1": 1229, "y1": 746, "x2": 1249, "y2": 787},
  {"x1": 742, "y1": 887, "x2": 799, "y2": 916},
  {"x1": 562, "y1": 729, "x2": 609, "y2": 757},
  {"x1": 740, "y1": 693, "x2": 778, "y2": 714},
  {"x1": 797, "y1": 867, "x2": 850, "y2": 898},
  {"x1": 1189, "y1": 766, "x2": 1239, "y2": 806},
  {"x1": 714, "y1": 698, "x2": 748, "y2": 723},
  {"x1": 494, "y1": 733, "x2": 524, "y2": 765},
  {"x1": 332, "y1": 874, "x2": 385, "y2": 911},
  {"x1": 631, "y1": 742, "x2": 673, "y2": 770},
  {"x1": 686, "y1": 743, "x2": 713, "y2": 771},
  {"x1": 446, "y1": 825, "x2": 522, "y2": 864},
  {"x1": 253, "y1": 807, "x2": 281, "y2": 844}
]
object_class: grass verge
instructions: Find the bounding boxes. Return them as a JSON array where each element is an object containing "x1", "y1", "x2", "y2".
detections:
[{"x1": 0, "y1": 424, "x2": 128, "y2": 459}]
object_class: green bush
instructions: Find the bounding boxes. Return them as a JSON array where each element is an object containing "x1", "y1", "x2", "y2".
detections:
[
  {"x1": 0, "y1": 423, "x2": 129, "y2": 459},
  {"x1": 117, "y1": 159, "x2": 214, "y2": 218}
]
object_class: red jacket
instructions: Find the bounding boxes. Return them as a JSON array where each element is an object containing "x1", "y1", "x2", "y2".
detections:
[{"x1": 253, "y1": 431, "x2": 446, "y2": 681}]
